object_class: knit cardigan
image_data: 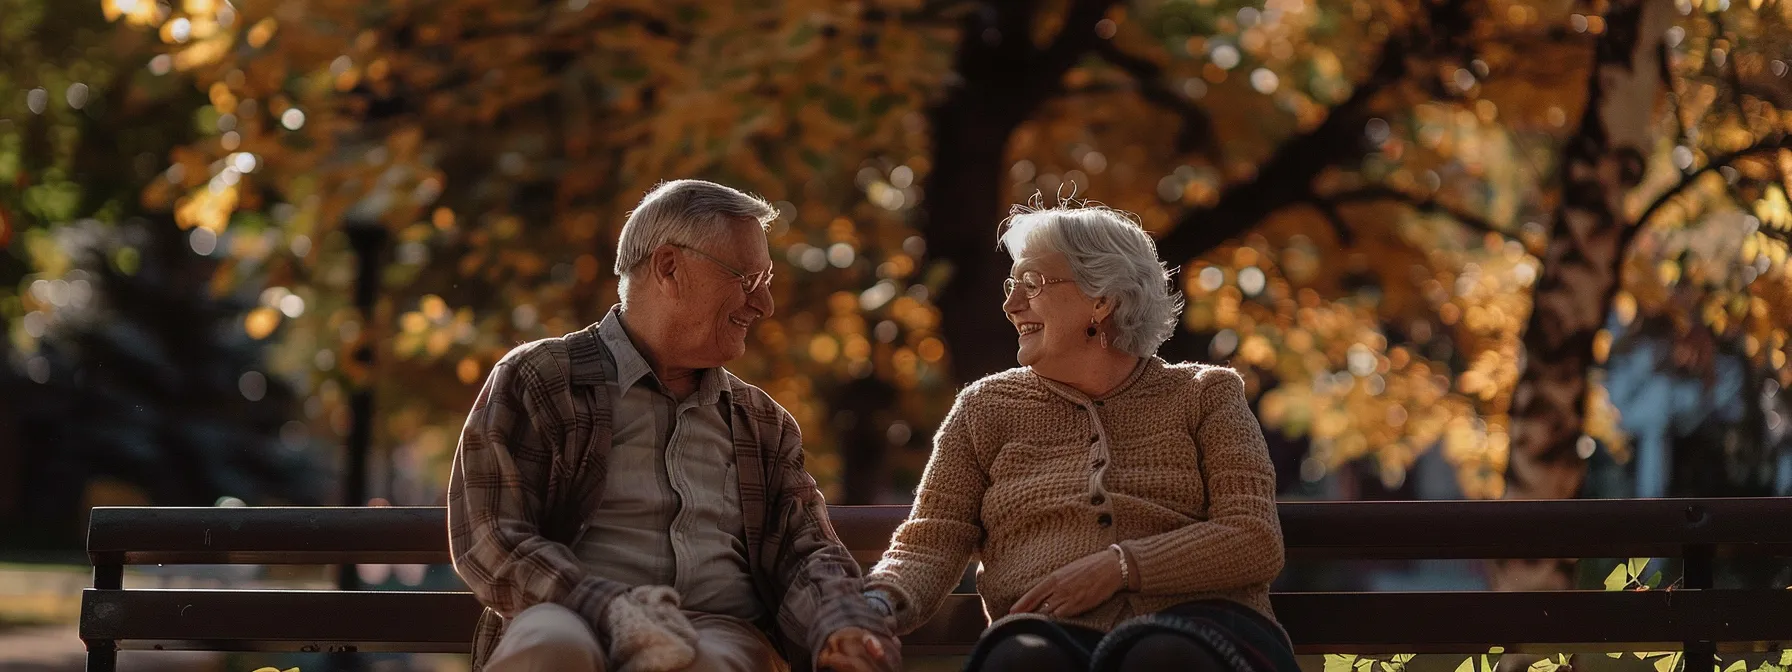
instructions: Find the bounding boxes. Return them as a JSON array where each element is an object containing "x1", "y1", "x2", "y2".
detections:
[{"x1": 865, "y1": 358, "x2": 1285, "y2": 635}]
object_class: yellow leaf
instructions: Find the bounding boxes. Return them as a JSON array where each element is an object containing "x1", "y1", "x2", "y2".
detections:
[
  {"x1": 1530, "y1": 659, "x2": 1561, "y2": 672},
  {"x1": 1604, "y1": 563, "x2": 1630, "y2": 591},
  {"x1": 1392, "y1": 654, "x2": 1417, "y2": 665},
  {"x1": 244, "y1": 307, "x2": 281, "y2": 339},
  {"x1": 1780, "y1": 651, "x2": 1792, "y2": 666},
  {"x1": 1326, "y1": 654, "x2": 1360, "y2": 672},
  {"x1": 1656, "y1": 652, "x2": 1683, "y2": 672},
  {"x1": 1726, "y1": 660, "x2": 1747, "y2": 672},
  {"x1": 1628, "y1": 558, "x2": 1649, "y2": 577},
  {"x1": 1609, "y1": 653, "x2": 1626, "y2": 659},
  {"x1": 1483, "y1": 654, "x2": 1495, "y2": 672},
  {"x1": 1455, "y1": 657, "x2": 1476, "y2": 672}
]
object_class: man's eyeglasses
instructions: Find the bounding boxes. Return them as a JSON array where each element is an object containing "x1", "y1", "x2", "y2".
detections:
[
  {"x1": 1002, "y1": 270, "x2": 1074, "y2": 299},
  {"x1": 672, "y1": 244, "x2": 774, "y2": 294}
]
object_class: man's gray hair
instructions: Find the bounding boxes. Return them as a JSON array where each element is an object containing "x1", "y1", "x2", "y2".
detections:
[
  {"x1": 998, "y1": 203, "x2": 1185, "y2": 357},
  {"x1": 613, "y1": 179, "x2": 778, "y2": 296}
]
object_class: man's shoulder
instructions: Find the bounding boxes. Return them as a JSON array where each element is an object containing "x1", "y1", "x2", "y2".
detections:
[
  {"x1": 492, "y1": 331, "x2": 591, "y2": 385},
  {"x1": 719, "y1": 369, "x2": 794, "y2": 424}
]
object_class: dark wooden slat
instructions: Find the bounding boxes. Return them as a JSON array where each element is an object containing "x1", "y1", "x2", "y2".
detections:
[
  {"x1": 90, "y1": 499, "x2": 1792, "y2": 567},
  {"x1": 1276, "y1": 498, "x2": 1792, "y2": 559},
  {"x1": 1274, "y1": 590, "x2": 1792, "y2": 653},
  {"x1": 87, "y1": 507, "x2": 449, "y2": 565},
  {"x1": 81, "y1": 588, "x2": 1792, "y2": 654},
  {"x1": 82, "y1": 589, "x2": 481, "y2": 653}
]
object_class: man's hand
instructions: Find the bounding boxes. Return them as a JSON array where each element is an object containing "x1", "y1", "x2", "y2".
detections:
[
  {"x1": 816, "y1": 627, "x2": 900, "y2": 672},
  {"x1": 1009, "y1": 548, "x2": 1125, "y2": 618}
]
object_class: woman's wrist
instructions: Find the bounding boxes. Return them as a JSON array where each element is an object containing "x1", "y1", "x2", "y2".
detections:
[
  {"x1": 1109, "y1": 543, "x2": 1132, "y2": 592},
  {"x1": 863, "y1": 589, "x2": 896, "y2": 617}
]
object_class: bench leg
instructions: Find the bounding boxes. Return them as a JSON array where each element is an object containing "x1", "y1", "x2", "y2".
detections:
[{"x1": 85, "y1": 640, "x2": 117, "y2": 672}]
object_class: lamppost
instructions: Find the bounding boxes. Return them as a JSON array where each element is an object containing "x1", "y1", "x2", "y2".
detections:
[
  {"x1": 337, "y1": 199, "x2": 389, "y2": 593},
  {"x1": 329, "y1": 198, "x2": 389, "y2": 672}
]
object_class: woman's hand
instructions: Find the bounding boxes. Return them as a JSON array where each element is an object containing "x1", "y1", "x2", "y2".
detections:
[{"x1": 1009, "y1": 548, "x2": 1124, "y2": 618}]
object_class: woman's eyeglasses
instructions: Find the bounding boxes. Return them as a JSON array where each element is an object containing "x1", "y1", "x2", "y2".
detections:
[{"x1": 1002, "y1": 270, "x2": 1074, "y2": 299}]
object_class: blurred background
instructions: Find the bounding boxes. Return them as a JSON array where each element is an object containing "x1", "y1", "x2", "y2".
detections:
[{"x1": 2, "y1": 0, "x2": 1791, "y2": 669}]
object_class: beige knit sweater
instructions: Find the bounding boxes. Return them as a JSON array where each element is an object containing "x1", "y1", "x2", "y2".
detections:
[{"x1": 865, "y1": 358, "x2": 1285, "y2": 635}]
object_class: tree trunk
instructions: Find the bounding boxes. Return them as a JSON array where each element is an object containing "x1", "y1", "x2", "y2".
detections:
[
  {"x1": 1492, "y1": 0, "x2": 1670, "y2": 594},
  {"x1": 923, "y1": 0, "x2": 1118, "y2": 384},
  {"x1": 1505, "y1": 0, "x2": 1669, "y2": 501}
]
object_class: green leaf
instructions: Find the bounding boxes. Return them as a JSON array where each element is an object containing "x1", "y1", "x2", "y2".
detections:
[
  {"x1": 1454, "y1": 657, "x2": 1475, "y2": 672},
  {"x1": 1646, "y1": 570, "x2": 1664, "y2": 588},
  {"x1": 788, "y1": 24, "x2": 816, "y2": 48},
  {"x1": 1780, "y1": 651, "x2": 1792, "y2": 666},
  {"x1": 1609, "y1": 653, "x2": 1626, "y2": 660},
  {"x1": 1726, "y1": 660, "x2": 1748, "y2": 672},
  {"x1": 1391, "y1": 654, "x2": 1418, "y2": 665},
  {"x1": 1655, "y1": 652, "x2": 1683, "y2": 672},
  {"x1": 1605, "y1": 564, "x2": 1631, "y2": 591},
  {"x1": 1325, "y1": 654, "x2": 1359, "y2": 672},
  {"x1": 1482, "y1": 654, "x2": 1494, "y2": 672},
  {"x1": 1628, "y1": 558, "x2": 1650, "y2": 578},
  {"x1": 825, "y1": 94, "x2": 857, "y2": 122},
  {"x1": 1356, "y1": 659, "x2": 1375, "y2": 671},
  {"x1": 1529, "y1": 659, "x2": 1561, "y2": 672}
]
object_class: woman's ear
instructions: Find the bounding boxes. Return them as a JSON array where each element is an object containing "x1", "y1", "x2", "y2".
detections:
[{"x1": 1093, "y1": 296, "x2": 1117, "y2": 323}]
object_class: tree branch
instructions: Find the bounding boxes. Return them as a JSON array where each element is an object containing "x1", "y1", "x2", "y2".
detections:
[
  {"x1": 1154, "y1": 32, "x2": 1412, "y2": 264},
  {"x1": 1036, "y1": 0, "x2": 1120, "y2": 78},
  {"x1": 1628, "y1": 133, "x2": 1792, "y2": 247},
  {"x1": 1304, "y1": 195, "x2": 1356, "y2": 246},
  {"x1": 1322, "y1": 185, "x2": 1519, "y2": 242},
  {"x1": 1091, "y1": 39, "x2": 1217, "y2": 156}
]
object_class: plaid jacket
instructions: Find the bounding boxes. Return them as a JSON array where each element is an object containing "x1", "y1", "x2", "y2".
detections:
[{"x1": 447, "y1": 319, "x2": 888, "y2": 670}]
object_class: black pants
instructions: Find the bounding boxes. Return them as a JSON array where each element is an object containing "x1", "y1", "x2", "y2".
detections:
[{"x1": 963, "y1": 600, "x2": 1298, "y2": 672}]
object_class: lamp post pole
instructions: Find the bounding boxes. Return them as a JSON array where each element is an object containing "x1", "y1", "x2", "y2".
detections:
[
  {"x1": 338, "y1": 213, "x2": 388, "y2": 593},
  {"x1": 330, "y1": 213, "x2": 387, "y2": 672}
]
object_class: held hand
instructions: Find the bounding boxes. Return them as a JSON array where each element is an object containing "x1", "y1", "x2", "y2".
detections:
[
  {"x1": 816, "y1": 627, "x2": 900, "y2": 672},
  {"x1": 1009, "y1": 548, "x2": 1125, "y2": 618}
]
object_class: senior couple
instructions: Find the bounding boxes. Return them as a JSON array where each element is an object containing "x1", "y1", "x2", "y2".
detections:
[{"x1": 448, "y1": 179, "x2": 1295, "y2": 672}]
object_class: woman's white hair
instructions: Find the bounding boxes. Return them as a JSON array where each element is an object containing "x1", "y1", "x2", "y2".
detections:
[
  {"x1": 613, "y1": 179, "x2": 777, "y2": 297},
  {"x1": 998, "y1": 202, "x2": 1184, "y2": 357}
]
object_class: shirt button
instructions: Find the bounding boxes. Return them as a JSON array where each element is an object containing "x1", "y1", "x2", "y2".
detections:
[
  {"x1": 1097, "y1": 513, "x2": 1113, "y2": 527},
  {"x1": 1090, "y1": 494, "x2": 1106, "y2": 506}
]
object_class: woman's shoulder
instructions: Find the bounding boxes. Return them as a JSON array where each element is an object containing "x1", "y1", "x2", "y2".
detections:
[
  {"x1": 1154, "y1": 359, "x2": 1248, "y2": 396},
  {"x1": 953, "y1": 367, "x2": 1052, "y2": 408}
]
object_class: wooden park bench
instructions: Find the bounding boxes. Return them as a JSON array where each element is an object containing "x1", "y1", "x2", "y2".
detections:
[{"x1": 81, "y1": 498, "x2": 1792, "y2": 672}]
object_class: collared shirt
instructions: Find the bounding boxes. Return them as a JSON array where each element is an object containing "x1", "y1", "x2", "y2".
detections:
[
  {"x1": 574, "y1": 311, "x2": 761, "y2": 620},
  {"x1": 447, "y1": 305, "x2": 890, "y2": 671}
]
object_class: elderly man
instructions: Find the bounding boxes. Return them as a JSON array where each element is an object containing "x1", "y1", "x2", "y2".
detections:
[{"x1": 449, "y1": 180, "x2": 898, "y2": 672}]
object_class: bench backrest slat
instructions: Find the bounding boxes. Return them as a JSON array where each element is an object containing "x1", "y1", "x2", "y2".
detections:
[{"x1": 89, "y1": 498, "x2": 1792, "y2": 566}]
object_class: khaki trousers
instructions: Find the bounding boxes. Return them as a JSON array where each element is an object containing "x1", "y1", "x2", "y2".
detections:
[{"x1": 484, "y1": 603, "x2": 788, "y2": 672}]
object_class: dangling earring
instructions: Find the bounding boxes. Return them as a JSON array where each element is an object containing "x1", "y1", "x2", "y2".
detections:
[{"x1": 1100, "y1": 331, "x2": 1110, "y2": 350}]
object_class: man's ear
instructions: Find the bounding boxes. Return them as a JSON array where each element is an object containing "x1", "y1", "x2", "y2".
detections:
[{"x1": 650, "y1": 246, "x2": 683, "y2": 298}]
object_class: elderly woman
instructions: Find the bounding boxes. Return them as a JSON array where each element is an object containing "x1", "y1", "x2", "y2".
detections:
[{"x1": 862, "y1": 204, "x2": 1295, "y2": 672}]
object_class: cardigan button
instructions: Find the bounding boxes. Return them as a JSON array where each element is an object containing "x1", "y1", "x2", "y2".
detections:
[
  {"x1": 1089, "y1": 435, "x2": 1100, "y2": 444},
  {"x1": 1091, "y1": 494, "x2": 1106, "y2": 506},
  {"x1": 1097, "y1": 513, "x2": 1113, "y2": 527}
]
